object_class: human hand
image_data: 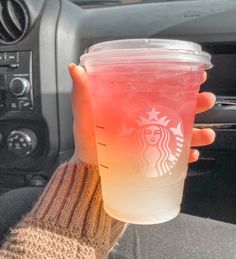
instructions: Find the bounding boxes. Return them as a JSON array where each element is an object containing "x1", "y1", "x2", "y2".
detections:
[
  {"x1": 68, "y1": 64, "x2": 126, "y2": 254},
  {"x1": 69, "y1": 63, "x2": 97, "y2": 165},
  {"x1": 188, "y1": 72, "x2": 216, "y2": 162},
  {"x1": 68, "y1": 64, "x2": 215, "y2": 165}
]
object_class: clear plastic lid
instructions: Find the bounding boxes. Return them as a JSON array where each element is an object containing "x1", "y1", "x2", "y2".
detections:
[{"x1": 80, "y1": 39, "x2": 212, "y2": 69}]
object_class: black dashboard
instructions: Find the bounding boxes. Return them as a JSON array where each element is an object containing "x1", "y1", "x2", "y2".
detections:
[{"x1": 0, "y1": 0, "x2": 236, "y2": 190}]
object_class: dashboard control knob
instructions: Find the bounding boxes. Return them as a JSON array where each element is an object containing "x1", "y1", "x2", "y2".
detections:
[
  {"x1": 30, "y1": 175, "x2": 48, "y2": 187},
  {"x1": 10, "y1": 77, "x2": 31, "y2": 96},
  {"x1": 7, "y1": 128, "x2": 37, "y2": 157}
]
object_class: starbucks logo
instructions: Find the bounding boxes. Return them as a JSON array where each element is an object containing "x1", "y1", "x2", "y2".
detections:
[{"x1": 118, "y1": 106, "x2": 184, "y2": 177}]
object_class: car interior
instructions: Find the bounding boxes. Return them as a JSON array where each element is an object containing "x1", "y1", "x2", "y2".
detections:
[{"x1": 0, "y1": 0, "x2": 236, "y2": 250}]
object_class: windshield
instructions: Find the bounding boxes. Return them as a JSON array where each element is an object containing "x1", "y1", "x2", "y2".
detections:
[{"x1": 71, "y1": 0, "x2": 193, "y2": 8}]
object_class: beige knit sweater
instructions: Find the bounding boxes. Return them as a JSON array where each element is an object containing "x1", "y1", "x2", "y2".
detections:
[{"x1": 0, "y1": 162, "x2": 126, "y2": 258}]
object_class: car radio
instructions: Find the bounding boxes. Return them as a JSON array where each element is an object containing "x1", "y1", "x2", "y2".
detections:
[
  {"x1": 0, "y1": 51, "x2": 33, "y2": 112},
  {"x1": 0, "y1": 50, "x2": 49, "y2": 173}
]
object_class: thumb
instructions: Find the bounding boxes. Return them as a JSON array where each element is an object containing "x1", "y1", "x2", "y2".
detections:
[
  {"x1": 68, "y1": 63, "x2": 97, "y2": 165},
  {"x1": 68, "y1": 64, "x2": 88, "y2": 120},
  {"x1": 68, "y1": 63, "x2": 88, "y2": 104},
  {"x1": 68, "y1": 63, "x2": 87, "y2": 89}
]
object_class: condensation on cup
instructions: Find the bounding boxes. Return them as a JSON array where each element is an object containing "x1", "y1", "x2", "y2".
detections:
[{"x1": 80, "y1": 39, "x2": 213, "y2": 224}]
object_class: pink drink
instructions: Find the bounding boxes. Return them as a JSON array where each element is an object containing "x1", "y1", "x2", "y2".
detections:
[{"x1": 81, "y1": 39, "x2": 212, "y2": 224}]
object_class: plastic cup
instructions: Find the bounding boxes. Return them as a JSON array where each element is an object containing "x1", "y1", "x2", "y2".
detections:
[{"x1": 80, "y1": 39, "x2": 212, "y2": 224}]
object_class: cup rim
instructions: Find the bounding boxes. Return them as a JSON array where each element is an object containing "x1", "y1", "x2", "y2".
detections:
[{"x1": 80, "y1": 39, "x2": 212, "y2": 70}]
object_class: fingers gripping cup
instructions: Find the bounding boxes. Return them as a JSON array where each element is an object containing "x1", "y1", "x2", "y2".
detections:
[{"x1": 80, "y1": 39, "x2": 212, "y2": 224}]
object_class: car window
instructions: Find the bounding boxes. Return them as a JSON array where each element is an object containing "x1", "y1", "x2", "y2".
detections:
[{"x1": 71, "y1": 0, "x2": 195, "y2": 8}]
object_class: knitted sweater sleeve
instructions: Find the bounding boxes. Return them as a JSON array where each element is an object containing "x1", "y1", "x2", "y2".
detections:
[{"x1": 0, "y1": 162, "x2": 126, "y2": 259}]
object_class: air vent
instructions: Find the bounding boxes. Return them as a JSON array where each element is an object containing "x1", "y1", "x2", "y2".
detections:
[{"x1": 0, "y1": 0, "x2": 29, "y2": 45}]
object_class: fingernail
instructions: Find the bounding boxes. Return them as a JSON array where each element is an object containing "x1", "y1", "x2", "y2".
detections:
[
  {"x1": 210, "y1": 129, "x2": 216, "y2": 141},
  {"x1": 205, "y1": 128, "x2": 216, "y2": 138},
  {"x1": 68, "y1": 63, "x2": 76, "y2": 69},
  {"x1": 207, "y1": 92, "x2": 217, "y2": 105},
  {"x1": 194, "y1": 149, "x2": 200, "y2": 158},
  {"x1": 202, "y1": 71, "x2": 207, "y2": 82}
]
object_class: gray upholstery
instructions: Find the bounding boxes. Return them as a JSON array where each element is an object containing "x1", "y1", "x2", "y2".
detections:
[
  {"x1": 0, "y1": 187, "x2": 236, "y2": 259},
  {"x1": 110, "y1": 214, "x2": 236, "y2": 259},
  {"x1": 0, "y1": 187, "x2": 43, "y2": 243}
]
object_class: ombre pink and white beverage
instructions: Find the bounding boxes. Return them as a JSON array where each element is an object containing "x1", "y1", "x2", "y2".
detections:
[{"x1": 80, "y1": 39, "x2": 212, "y2": 224}]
